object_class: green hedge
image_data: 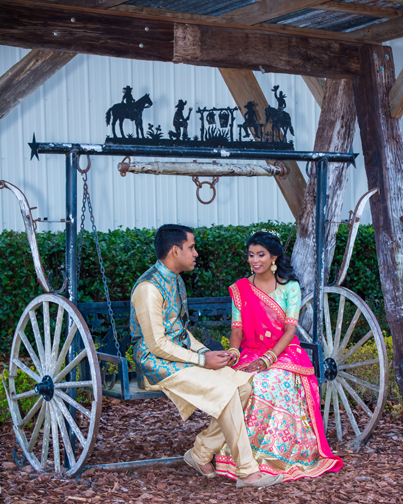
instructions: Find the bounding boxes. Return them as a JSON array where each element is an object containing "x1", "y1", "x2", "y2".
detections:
[{"x1": 0, "y1": 222, "x2": 386, "y2": 354}]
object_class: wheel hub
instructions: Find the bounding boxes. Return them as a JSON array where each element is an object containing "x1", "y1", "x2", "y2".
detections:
[
  {"x1": 34, "y1": 375, "x2": 54, "y2": 401},
  {"x1": 324, "y1": 357, "x2": 338, "y2": 381}
]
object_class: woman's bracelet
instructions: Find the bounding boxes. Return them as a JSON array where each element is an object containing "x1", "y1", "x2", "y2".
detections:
[
  {"x1": 259, "y1": 356, "x2": 271, "y2": 370},
  {"x1": 265, "y1": 350, "x2": 278, "y2": 363},
  {"x1": 229, "y1": 347, "x2": 240, "y2": 365}
]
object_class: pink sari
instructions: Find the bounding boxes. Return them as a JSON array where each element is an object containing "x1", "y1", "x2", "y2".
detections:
[{"x1": 215, "y1": 278, "x2": 342, "y2": 481}]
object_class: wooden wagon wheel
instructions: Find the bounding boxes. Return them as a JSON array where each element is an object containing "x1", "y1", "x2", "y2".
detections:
[
  {"x1": 3, "y1": 293, "x2": 102, "y2": 476},
  {"x1": 296, "y1": 286, "x2": 388, "y2": 447}
]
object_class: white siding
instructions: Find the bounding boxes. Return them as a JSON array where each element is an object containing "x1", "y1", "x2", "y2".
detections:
[{"x1": 1, "y1": 40, "x2": 402, "y2": 232}]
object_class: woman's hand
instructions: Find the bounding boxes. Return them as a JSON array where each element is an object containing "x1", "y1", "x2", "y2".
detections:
[
  {"x1": 227, "y1": 351, "x2": 239, "y2": 366},
  {"x1": 244, "y1": 359, "x2": 266, "y2": 373}
]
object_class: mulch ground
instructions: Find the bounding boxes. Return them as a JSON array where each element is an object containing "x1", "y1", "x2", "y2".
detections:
[{"x1": 1, "y1": 396, "x2": 403, "y2": 504}]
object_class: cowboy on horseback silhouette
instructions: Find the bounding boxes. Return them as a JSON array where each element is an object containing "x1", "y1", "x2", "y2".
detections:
[
  {"x1": 106, "y1": 90, "x2": 153, "y2": 139},
  {"x1": 272, "y1": 85, "x2": 287, "y2": 111}
]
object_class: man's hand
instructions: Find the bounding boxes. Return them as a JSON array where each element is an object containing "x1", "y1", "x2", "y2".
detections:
[
  {"x1": 244, "y1": 359, "x2": 266, "y2": 373},
  {"x1": 204, "y1": 351, "x2": 231, "y2": 370}
]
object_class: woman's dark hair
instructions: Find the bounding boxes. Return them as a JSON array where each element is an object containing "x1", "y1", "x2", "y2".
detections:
[
  {"x1": 154, "y1": 224, "x2": 193, "y2": 260},
  {"x1": 246, "y1": 231, "x2": 299, "y2": 284}
]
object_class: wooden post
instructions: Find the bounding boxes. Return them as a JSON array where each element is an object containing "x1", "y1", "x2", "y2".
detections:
[
  {"x1": 353, "y1": 44, "x2": 403, "y2": 395},
  {"x1": 0, "y1": 50, "x2": 76, "y2": 120},
  {"x1": 219, "y1": 68, "x2": 306, "y2": 218},
  {"x1": 292, "y1": 78, "x2": 357, "y2": 295}
]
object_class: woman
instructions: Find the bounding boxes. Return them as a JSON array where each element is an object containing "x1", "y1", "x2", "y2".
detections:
[{"x1": 215, "y1": 231, "x2": 342, "y2": 482}]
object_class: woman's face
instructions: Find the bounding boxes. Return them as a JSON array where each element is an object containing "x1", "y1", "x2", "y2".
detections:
[{"x1": 248, "y1": 244, "x2": 277, "y2": 275}]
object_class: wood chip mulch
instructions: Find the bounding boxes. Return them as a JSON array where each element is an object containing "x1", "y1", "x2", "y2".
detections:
[{"x1": 1, "y1": 397, "x2": 403, "y2": 504}]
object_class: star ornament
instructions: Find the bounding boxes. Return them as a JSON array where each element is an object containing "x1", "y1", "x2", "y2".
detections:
[{"x1": 28, "y1": 133, "x2": 40, "y2": 160}]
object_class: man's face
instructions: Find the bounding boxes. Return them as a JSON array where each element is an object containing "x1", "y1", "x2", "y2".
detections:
[{"x1": 175, "y1": 233, "x2": 198, "y2": 272}]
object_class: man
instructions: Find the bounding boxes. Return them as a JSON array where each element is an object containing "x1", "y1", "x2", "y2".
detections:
[{"x1": 130, "y1": 224, "x2": 282, "y2": 488}]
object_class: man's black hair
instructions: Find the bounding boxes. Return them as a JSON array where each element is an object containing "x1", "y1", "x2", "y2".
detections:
[{"x1": 154, "y1": 224, "x2": 194, "y2": 260}]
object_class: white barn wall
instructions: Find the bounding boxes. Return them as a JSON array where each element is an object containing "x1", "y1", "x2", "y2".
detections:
[{"x1": 1, "y1": 40, "x2": 402, "y2": 233}]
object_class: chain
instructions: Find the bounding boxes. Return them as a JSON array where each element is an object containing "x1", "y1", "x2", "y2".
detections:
[{"x1": 78, "y1": 170, "x2": 122, "y2": 359}]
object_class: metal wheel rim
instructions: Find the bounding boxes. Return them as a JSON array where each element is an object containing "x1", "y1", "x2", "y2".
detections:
[
  {"x1": 7, "y1": 294, "x2": 102, "y2": 476},
  {"x1": 297, "y1": 286, "x2": 388, "y2": 445}
]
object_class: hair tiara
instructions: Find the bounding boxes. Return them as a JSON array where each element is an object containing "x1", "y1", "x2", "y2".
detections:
[{"x1": 250, "y1": 229, "x2": 283, "y2": 245}]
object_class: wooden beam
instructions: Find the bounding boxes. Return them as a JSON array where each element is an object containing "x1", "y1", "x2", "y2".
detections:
[
  {"x1": 302, "y1": 76, "x2": 326, "y2": 107},
  {"x1": 318, "y1": 1, "x2": 403, "y2": 19},
  {"x1": 219, "y1": 68, "x2": 306, "y2": 218},
  {"x1": 292, "y1": 78, "x2": 357, "y2": 296},
  {"x1": 353, "y1": 44, "x2": 403, "y2": 395},
  {"x1": 349, "y1": 16, "x2": 403, "y2": 43},
  {"x1": 390, "y1": 68, "x2": 403, "y2": 118},
  {"x1": 0, "y1": 3, "x2": 174, "y2": 61},
  {"x1": 174, "y1": 23, "x2": 360, "y2": 79},
  {"x1": 216, "y1": 0, "x2": 324, "y2": 25},
  {"x1": 0, "y1": 50, "x2": 75, "y2": 120}
]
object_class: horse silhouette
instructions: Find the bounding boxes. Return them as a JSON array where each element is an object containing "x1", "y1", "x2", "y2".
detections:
[
  {"x1": 106, "y1": 93, "x2": 153, "y2": 139},
  {"x1": 264, "y1": 106, "x2": 294, "y2": 142}
]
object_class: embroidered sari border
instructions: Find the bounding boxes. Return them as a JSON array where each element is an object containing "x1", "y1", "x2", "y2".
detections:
[
  {"x1": 249, "y1": 283, "x2": 286, "y2": 324},
  {"x1": 229, "y1": 283, "x2": 242, "y2": 311},
  {"x1": 271, "y1": 362, "x2": 315, "y2": 376}
]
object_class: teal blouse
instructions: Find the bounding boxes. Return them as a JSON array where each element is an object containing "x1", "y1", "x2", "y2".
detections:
[{"x1": 232, "y1": 280, "x2": 301, "y2": 328}]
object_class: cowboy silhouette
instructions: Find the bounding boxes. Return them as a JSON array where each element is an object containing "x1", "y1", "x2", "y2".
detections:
[
  {"x1": 272, "y1": 85, "x2": 286, "y2": 111},
  {"x1": 122, "y1": 86, "x2": 135, "y2": 106}
]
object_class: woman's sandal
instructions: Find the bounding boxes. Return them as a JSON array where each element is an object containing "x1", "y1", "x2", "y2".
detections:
[
  {"x1": 183, "y1": 449, "x2": 217, "y2": 478},
  {"x1": 236, "y1": 473, "x2": 283, "y2": 489}
]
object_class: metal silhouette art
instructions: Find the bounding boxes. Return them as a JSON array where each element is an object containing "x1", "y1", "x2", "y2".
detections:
[
  {"x1": 168, "y1": 100, "x2": 193, "y2": 141},
  {"x1": 105, "y1": 89, "x2": 153, "y2": 139},
  {"x1": 104, "y1": 85, "x2": 294, "y2": 150}
]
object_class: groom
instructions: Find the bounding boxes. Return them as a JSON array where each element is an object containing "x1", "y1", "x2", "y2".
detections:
[{"x1": 130, "y1": 224, "x2": 282, "y2": 488}]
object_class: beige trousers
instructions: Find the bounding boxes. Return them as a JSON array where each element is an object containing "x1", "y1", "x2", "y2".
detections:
[{"x1": 192, "y1": 382, "x2": 259, "y2": 479}]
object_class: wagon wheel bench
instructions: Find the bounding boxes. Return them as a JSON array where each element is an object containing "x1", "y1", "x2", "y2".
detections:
[{"x1": 1, "y1": 143, "x2": 387, "y2": 478}]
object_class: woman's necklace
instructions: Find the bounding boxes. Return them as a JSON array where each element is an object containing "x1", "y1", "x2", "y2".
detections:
[{"x1": 252, "y1": 273, "x2": 278, "y2": 293}]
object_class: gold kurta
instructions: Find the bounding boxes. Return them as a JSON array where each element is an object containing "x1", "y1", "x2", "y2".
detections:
[{"x1": 132, "y1": 281, "x2": 252, "y2": 420}]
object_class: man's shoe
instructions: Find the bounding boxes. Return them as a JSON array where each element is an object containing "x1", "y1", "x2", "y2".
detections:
[
  {"x1": 183, "y1": 449, "x2": 216, "y2": 478},
  {"x1": 236, "y1": 473, "x2": 283, "y2": 489}
]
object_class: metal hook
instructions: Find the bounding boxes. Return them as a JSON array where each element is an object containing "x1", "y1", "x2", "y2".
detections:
[
  {"x1": 76, "y1": 154, "x2": 91, "y2": 175},
  {"x1": 47, "y1": 270, "x2": 68, "y2": 295}
]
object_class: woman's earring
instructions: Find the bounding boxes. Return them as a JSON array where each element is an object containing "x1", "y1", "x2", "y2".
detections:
[
  {"x1": 270, "y1": 261, "x2": 277, "y2": 273},
  {"x1": 250, "y1": 266, "x2": 254, "y2": 274}
]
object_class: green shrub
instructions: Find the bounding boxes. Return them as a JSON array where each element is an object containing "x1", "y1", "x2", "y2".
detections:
[
  {"x1": 0, "y1": 368, "x2": 37, "y2": 423},
  {"x1": 0, "y1": 222, "x2": 387, "y2": 355}
]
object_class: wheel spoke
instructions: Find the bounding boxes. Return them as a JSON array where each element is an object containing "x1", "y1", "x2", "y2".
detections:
[
  {"x1": 17, "y1": 397, "x2": 43, "y2": 428},
  {"x1": 337, "y1": 308, "x2": 361, "y2": 359},
  {"x1": 297, "y1": 324, "x2": 313, "y2": 344},
  {"x1": 324, "y1": 293, "x2": 333, "y2": 355},
  {"x1": 53, "y1": 349, "x2": 87, "y2": 384},
  {"x1": 12, "y1": 389, "x2": 37, "y2": 401},
  {"x1": 50, "y1": 305, "x2": 65, "y2": 376},
  {"x1": 18, "y1": 330, "x2": 42, "y2": 376},
  {"x1": 52, "y1": 322, "x2": 77, "y2": 377},
  {"x1": 54, "y1": 381, "x2": 93, "y2": 390},
  {"x1": 54, "y1": 390, "x2": 91, "y2": 419},
  {"x1": 338, "y1": 330, "x2": 373, "y2": 365},
  {"x1": 335, "y1": 380, "x2": 361, "y2": 437},
  {"x1": 43, "y1": 302, "x2": 51, "y2": 375},
  {"x1": 339, "y1": 371, "x2": 380, "y2": 393},
  {"x1": 41, "y1": 403, "x2": 51, "y2": 468},
  {"x1": 12, "y1": 359, "x2": 41, "y2": 382},
  {"x1": 29, "y1": 309, "x2": 46, "y2": 371},
  {"x1": 332, "y1": 385, "x2": 343, "y2": 442},
  {"x1": 27, "y1": 400, "x2": 46, "y2": 453},
  {"x1": 339, "y1": 376, "x2": 373, "y2": 418},
  {"x1": 54, "y1": 396, "x2": 86, "y2": 447},
  {"x1": 52, "y1": 400, "x2": 76, "y2": 469},
  {"x1": 332, "y1": 295, "x2": 345, "y2": 358},
  {"x1": 323, "y1": 382, "x2": 332, "y2": 433},
  {"x1": 339, "y1": 359, "x2": 379, "y2": 371},
  {"x1": 49, "y1": 401, "x2": 60, "y2": 472}
]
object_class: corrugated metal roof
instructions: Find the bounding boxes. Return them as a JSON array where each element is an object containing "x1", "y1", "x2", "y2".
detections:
[{"x1": 125, "y1": 0, "x2": 255, "y2": 16}]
